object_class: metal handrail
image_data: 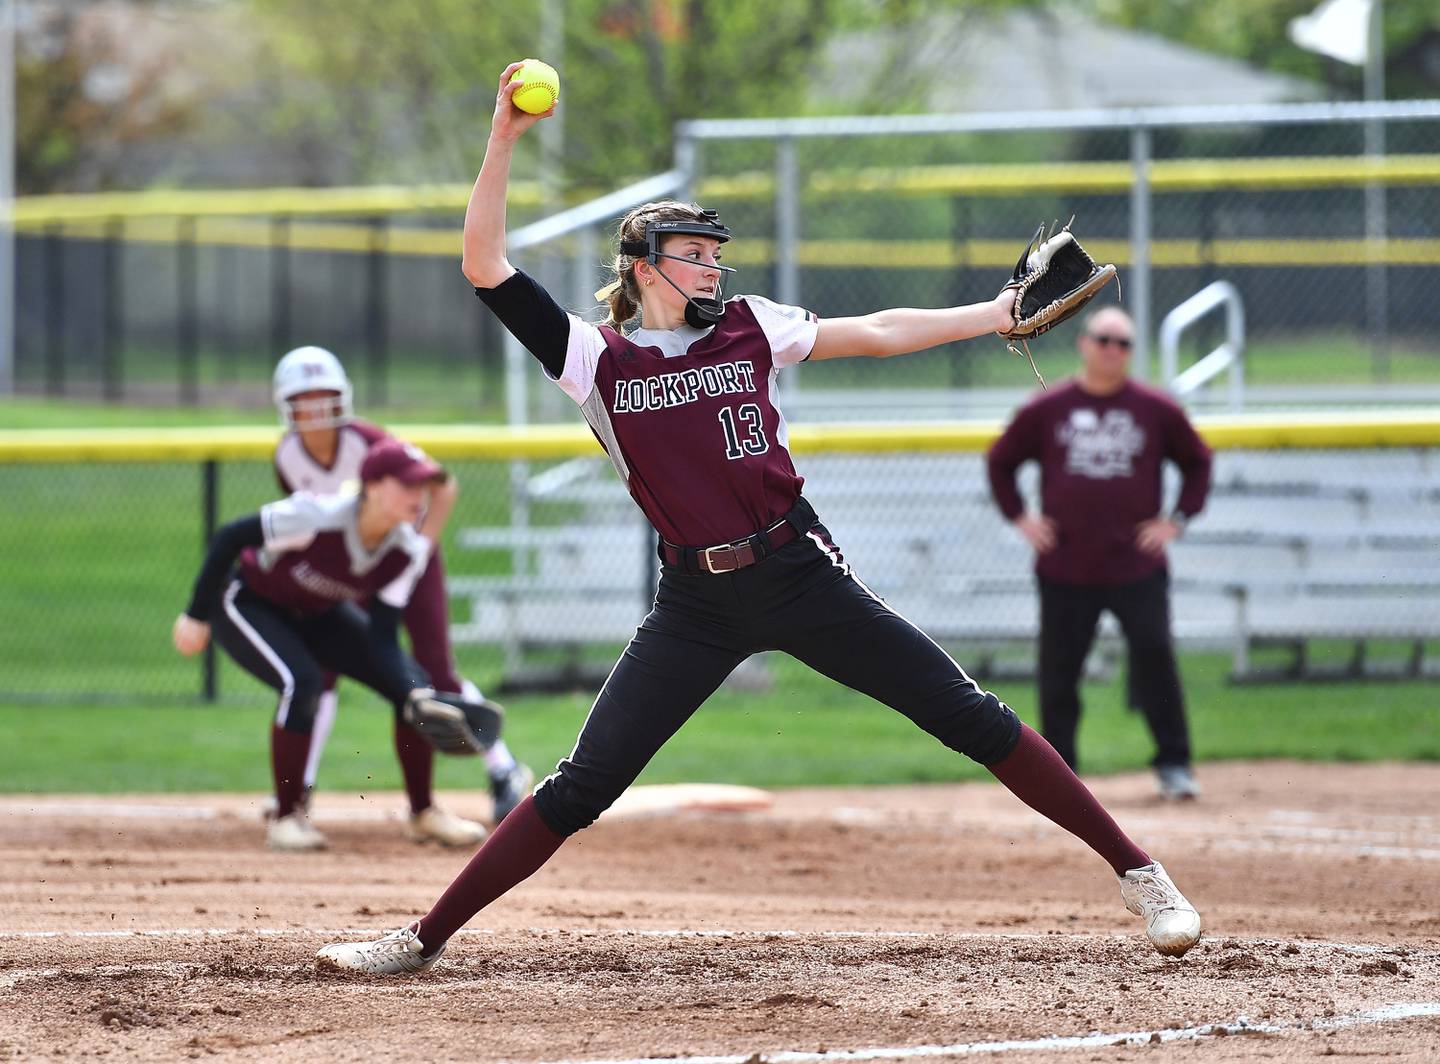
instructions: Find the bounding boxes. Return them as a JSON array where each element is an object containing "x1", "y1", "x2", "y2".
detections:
[
  {"x1": 675, "y1": 99, "x2": 1440, "y2": 141},
  {"x1": 1160, "y1": 281, "x2": 1246, "y2": 411},
  {"x1": 507, "y1": 169, "x2": 687, "y2": 252}
]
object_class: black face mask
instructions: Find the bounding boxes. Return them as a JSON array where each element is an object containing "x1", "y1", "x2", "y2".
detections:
[
  {"x1": 620, "y1": 210, "x2": 736, "y2": 329},
  {"x1": 647, "y1": 259, "x2": 729, "y2": 328}
]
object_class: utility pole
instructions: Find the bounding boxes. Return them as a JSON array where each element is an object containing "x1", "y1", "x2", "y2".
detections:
[
  {"x1": 1362, "y1": 0, "x2": 1387, "y2": 380},
  {"x1": 0, "y1": 0, "x2": 16, "y2": 397}
]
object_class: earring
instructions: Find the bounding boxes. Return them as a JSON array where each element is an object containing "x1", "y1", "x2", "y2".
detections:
[{"x1": 643, "y1": 279, "x2": 653, "y2": 287}]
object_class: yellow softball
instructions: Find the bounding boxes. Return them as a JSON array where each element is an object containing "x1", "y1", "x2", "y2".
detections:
[{"x1": 511, "y1": 60, "x2": 560, "y2": 115}]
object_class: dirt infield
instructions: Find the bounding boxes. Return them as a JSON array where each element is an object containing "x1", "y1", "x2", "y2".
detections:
[{"x1": 4, "y1": 761, "x2": 1440, "y2": 1062}]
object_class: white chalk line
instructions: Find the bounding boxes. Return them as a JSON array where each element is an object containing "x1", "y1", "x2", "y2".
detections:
[
  {"x1": 6, "y1": 932, "x2": 1435, "y2": 1062},
  {"x1": 6, "y1": 951, "x2": 1438, "y2": 1059},
  {"x1": 521, "y1": 1003, "x2": 1440, "y2": 1064}
]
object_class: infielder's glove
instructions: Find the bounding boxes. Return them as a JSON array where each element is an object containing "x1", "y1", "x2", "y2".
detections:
[
  {"x1": 999, "y1": 220, "x2": 1119, "y2": 387},
  {"x1": 402, "y1": 688, "x2": 504, "y2": 756}
]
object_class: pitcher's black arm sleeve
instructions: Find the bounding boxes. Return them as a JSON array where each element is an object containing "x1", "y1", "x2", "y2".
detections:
[{"x1": 474, "y1": 269, "x2": 571, "y2": 379}]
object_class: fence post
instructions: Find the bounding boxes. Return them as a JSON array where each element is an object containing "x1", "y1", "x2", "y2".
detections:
[
  {"x1": 1364, "y1": 119, "x2": 1389, "y2": 381},
  {"x1": 775, "y1": 136, "x2": 800, "y2": 401},
  {"x1": 102, "y1": 218, "x2": 124, "y2": 400},
  {"x1": 202, "y1": 458, "x2": 219, "y2": 702},
  {"x1": 0, "y1": 0, "x2": 14, "y2": 399},
  {"x1": 178, "y1": 217, "x2": 199, "y2": 404},
  {"x1": 366, "y1": 216, "x2": 388, "y2": 407},
  {"x1": 270, "y1": 216, "x2": 291, "y2": 357},
  {"x1": 45, "y1": 223, "x2": 64, "y2": 395},
  {"x1": 674, "y1": 132, "x2": 699, "y2": 202},
  {"x1": 1129, "y1": 125, "x2": 1153, "y2": 382}
]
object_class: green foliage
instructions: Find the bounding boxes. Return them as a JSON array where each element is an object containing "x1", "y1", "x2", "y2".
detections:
[
  {"x1": 241, "y1": 0, "x2": 948, "y2": 189},
  {"x1": 15, "y1": 3, "x2": 201, "y2": 193}
]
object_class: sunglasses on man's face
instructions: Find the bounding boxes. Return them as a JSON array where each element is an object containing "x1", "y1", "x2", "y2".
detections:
[{"x1": 1086, "y1": 333, "x2": 1133, "y2": 350}]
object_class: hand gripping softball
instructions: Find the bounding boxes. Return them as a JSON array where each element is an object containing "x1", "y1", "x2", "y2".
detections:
[
  {"x1": 999, "y1": 221, "x2": 1118, "y2": 387},
  {"x1": 403, "y1": 688, "x2": 504, "y2": 755}
]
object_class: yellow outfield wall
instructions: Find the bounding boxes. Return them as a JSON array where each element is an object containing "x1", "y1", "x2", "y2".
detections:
[{"x1": 2, "y1": 411, "x2": 1438, "y2": 465}]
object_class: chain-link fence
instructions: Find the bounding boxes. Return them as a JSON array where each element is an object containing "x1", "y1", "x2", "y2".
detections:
[
  {"x1": 11, "y1": 101, "x2": 1440, "y2": 415},
  {"x1": 4, "y1": 421, "x2": 1438, "y2": 705},
  {"x1": 672, "y1": 101, "x2": 1440, "y2": 417}
]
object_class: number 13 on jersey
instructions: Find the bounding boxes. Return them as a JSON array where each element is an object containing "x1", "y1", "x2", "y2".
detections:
[{"x1": 717, "y1": 404, "x2": 768, "y2": 460}]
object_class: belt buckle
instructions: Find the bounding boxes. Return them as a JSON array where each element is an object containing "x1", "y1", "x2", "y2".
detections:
[{"x1": 701, "y1": 542, "x2": 741, "y2": 574}]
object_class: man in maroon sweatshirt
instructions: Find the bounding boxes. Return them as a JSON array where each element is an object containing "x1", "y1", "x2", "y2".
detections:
[{"x1": 987, "y1": 306, "x2": 1212, "y2": 801}]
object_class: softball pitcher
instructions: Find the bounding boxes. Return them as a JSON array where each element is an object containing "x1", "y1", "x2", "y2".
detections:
[{"x1": 316, "y1": 61, "x2": 1201, "y2": 972}]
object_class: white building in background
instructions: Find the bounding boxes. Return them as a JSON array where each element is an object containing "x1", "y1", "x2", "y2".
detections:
[{"x1": 814, "y1": 8, "x2": 1324, "y2": 113}]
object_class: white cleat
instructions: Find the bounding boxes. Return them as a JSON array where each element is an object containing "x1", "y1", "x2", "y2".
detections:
[
  {"x1": 406, "y1": 805, "x2": 488, "y2": 848},
  {"x1": 266, "y1": 811, "x2": 327, "y2": 852},
  {"x1": 1156, "y1": 764, "x2": 1201, "y2": 801},
  {"x1": 1120, "y1": 860, "x2": 1202, "y2": 957},
  {"x1": 315, "y1": 921, "x2": 444, "y2": 975},
  {"x1": 261, "y1": 785, "x2": 314, "y2": 822}
]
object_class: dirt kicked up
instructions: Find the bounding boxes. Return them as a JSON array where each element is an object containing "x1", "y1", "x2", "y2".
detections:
[{"x1": 3, "y1": 761, "x2": 1439, "y2": 1063}]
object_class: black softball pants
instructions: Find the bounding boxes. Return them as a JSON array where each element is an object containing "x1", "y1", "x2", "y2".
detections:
[
  {"x1": 1037, "y1": 569, "x2": 1192, "y2": 771},
  {"x1": 533, "y1": 523, "x2": 1021, "y2": 836},
  {"x1": 211, "y1": 579, "x2": 423, "y2": 733}
]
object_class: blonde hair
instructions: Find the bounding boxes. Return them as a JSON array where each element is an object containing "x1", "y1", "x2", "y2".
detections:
[{"x1": 594, "y1": 200, "x2": 716, "y2": 327}]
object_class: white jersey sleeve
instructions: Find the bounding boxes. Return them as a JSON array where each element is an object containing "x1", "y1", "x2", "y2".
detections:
[
  {"x1": 376, "y1": 526, "x2": 433, "y2": 609},
  {"x1": 553, "y1": 313, "x2": 607, "y2": 405},
  {"x1": 258, "y1": 493, "x2": 334, "y2": 553},
  {"x1": 742, "y1": 295, "x2": 819, "y2": 368}
]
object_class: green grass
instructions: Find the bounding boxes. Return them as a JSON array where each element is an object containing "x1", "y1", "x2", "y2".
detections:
[
  {"x1": 0, "y1": 457, "x2": 521, "y2": 698},
  {"x1": 800, "y1": 332, "x2": 1440, "y2": 391},
  {"x1": 1, "y1": 653, "x2": 1435, "y2": 795},
  {"x1": 9, "y1": 331, "x2": 1440, "y2": 431},
  {"x1": 5, "y1": 344, "x2": 1438, "y2": 795}
]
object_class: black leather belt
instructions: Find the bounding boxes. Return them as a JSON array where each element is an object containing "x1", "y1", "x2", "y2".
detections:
[{"x1": 660, "y1": 497, "x2": 816, "y2": 575}]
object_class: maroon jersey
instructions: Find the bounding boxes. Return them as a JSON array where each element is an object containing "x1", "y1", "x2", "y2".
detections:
[
  {"x1": 274, "y1": 418, "x2": 389, "y2": 495},
  {"x1": 239, "y1": 493, "x2": 431, "y2": 616},
  {"x1": 554, "y1": 295, "x2": 819, "y2": 545},
  {"x1": 987, "y1": 379, "x2": 1212, "y2": 586}
]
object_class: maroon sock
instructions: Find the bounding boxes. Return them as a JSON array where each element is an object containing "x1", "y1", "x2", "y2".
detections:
[
  {"x1": 271, "y1": 726, "x2": 310, "y2": 819},
  {"x1": 394, "y1": 722, "x2": 435, "y2": 815},
  {"x1": 417, "y1": 796, "x2": 565, "y2": 949},
  {"x1": 987, "y1": 723, "x2": 1151, "y2": 876}
]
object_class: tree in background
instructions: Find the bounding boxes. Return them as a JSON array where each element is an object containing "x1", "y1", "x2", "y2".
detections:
[
  {"x1": 1087, "y1": 0, "x2": 1438, "y2": 99},
  {"x1": 16, "y1": 1, "x2": 208, "y2": 193},
  {"x1": 15, "y1": 0, "x2": 1434, "y2": 196},
  {"x1": 246, "y1": 0, "x2": 874, "y2": 189}
]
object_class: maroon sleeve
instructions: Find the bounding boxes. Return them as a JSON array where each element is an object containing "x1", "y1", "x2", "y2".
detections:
[
  {"x1": 351, "y1": 419, "x2": 390, "y2": 446},
  {"x1": 987, "y1": 402, "x2": 1045, "y2": 522},
  {"x1": 1161, "y1": 400, "x2": 1213, "y2": 518}
]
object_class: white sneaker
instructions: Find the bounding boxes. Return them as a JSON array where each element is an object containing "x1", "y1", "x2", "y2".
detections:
[
  {"x1": 406, "y1": 805, "x2": 488, "y2": 847},
  {"x1": 261, "y1": 785, "x2": 314, "y2": 822},
  {"x1": 315, "y1": 921, "x2": 444, "y2": 975},
  {"x1": 1156, "y1": 764, "x2": 1201, "y2": 801},
  {"x1": 1120, "y1": 861, "x2": 1202, "y2": 957},
  {"x1": 266, "y1": 811, "x2": 327, "y2": 852}
]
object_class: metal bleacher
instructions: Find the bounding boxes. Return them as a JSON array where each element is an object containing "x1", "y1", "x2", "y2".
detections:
[{"x1": 448, "y1": 448, "x2": 1440, "y2": 685}]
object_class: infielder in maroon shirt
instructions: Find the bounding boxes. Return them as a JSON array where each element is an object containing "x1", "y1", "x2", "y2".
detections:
[
  {"x1": 269, "y1": 345, "x2": 532, "y2": 829},
  {"x1": 316, "y1": 61, "x2": 1203, "y2": 974},
  {"x1": 172, "y1": 440, "x2": 496, "y2": 852},
  {"x1": 987, "y1": 307, "x2": 1212, "y2": 801}
]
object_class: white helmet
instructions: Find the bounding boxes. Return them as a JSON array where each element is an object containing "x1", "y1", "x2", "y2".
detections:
[{"x1": 272, "y1": 346, "x2": 353, "y2": 430}]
